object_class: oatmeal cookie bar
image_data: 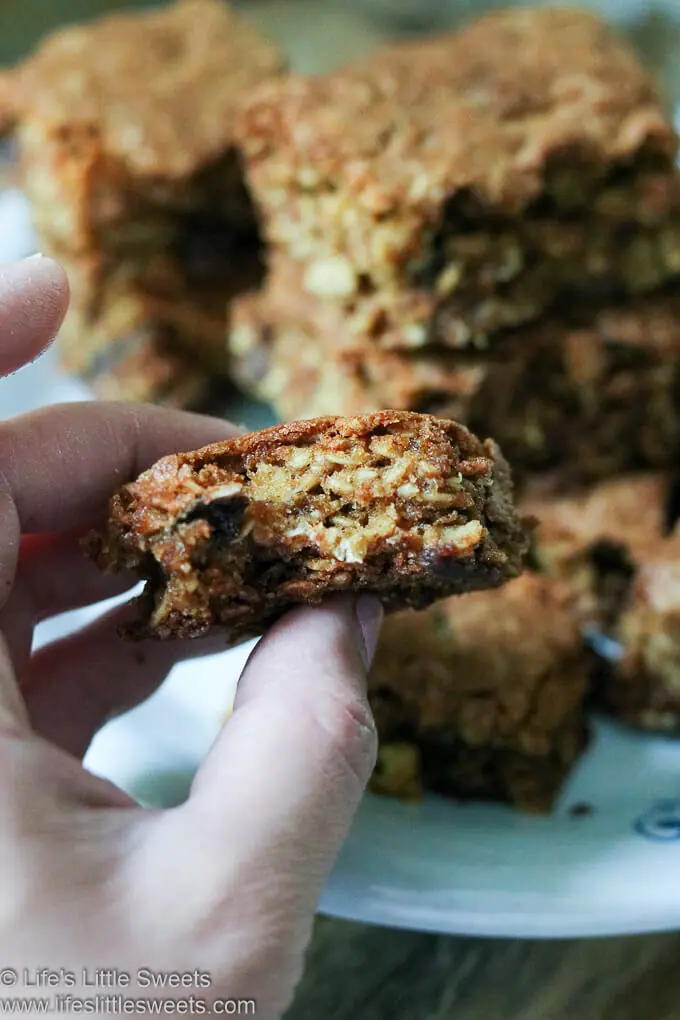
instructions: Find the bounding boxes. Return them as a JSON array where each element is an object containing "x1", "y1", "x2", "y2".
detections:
[
  {"x1": 601, "y1": 533, "x2": 680, "y2": 733},
  {"x1": 88, "y1": 411, "x2": 530, "y2": 641},
  {"x1": 237, "y1": 8, "x2": 680, "y2": 353},
  {"x1": 231, "y1": 277, "x2": 680, "y2": 484},
  {"x1": 523, "y1": 473, "x2": 670, "y2": 628},
  {"x1": 369, "y1": 574, "x2": 590, "y2": 812},
  {"x1": 0, "y1": 0, "x2": 284, "y2": 388}
]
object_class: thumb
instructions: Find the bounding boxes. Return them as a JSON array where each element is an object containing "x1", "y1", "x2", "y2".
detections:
[
  {"x1": 189, "y1": 594, "x2": 381, "y2": 871},
  {"x1": 145, "y1": 596, "x2": 382, "y2": 939}
]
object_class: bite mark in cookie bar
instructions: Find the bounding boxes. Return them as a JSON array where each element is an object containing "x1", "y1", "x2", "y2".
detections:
[
  {"x1": 237, "y1": 8, "x2": 680, "y2": 352},
  {"x1": 0, "y1": 0, "x2": 284, "y2": 382},
  {"x1": 369, "y1": 575, "x2": 591, "y2": 812},
  {"x1": 87, "y1": 412, "x2": 530, "y2": 641}
]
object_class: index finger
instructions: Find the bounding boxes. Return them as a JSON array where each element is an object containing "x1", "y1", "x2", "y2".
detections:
[{"x1": 1, "y1": 400, "x2": 239, "y2": 532}]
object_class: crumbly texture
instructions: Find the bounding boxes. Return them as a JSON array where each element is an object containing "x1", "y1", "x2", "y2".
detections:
[
  {"x1": 1, "y1": 0, "x2": 284, "y2": 383},
  {"x1": 236, "y1": 8, "x2": 680, "y2": 351},
  {"x1": 369, "y1": 574, "x2": 591, "y2": 812},
  {"x1": 597, "y1": 533, "x2": 680, "y2": 733},
  {"x1": 523, "y1": 474, "x2": 670, "y2": 628},
  {"x1": 231, "y1": 278, "x2": 680, "y2": 485},
  {"x1": 87, "y1": 412, "x2": 529, "y2": 641}
]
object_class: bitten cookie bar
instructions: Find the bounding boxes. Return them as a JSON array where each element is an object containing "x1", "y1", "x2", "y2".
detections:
[
  {"x1": 523, "y1": 474, "x2": 669, "y2": 628},
  {"x1": 369, "y1": 575, "x2": 590, "y2": 812},
  {"x1": 232, "y1": 279, "x2": 680, "y2": 484},
  {"x1": 88, "y1": 412, "x2": 530, "y2": 641},
  {"x1": 237, "y1": 8, "x2": 680, "y2": 353},
  {"x1": 0, "y1": 0, "x2": 284, "y2": 400},
  {"x1": 603, "y1": 534, "x2": 680, "y2": 733}
]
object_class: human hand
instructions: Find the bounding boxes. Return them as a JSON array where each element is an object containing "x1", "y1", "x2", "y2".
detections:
[{"x1": 0, "y1": 257, "x2": 381, "y2": 1018}]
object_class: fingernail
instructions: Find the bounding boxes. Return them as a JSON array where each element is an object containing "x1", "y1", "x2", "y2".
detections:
[
  {"x1": 25, "y1": 252, "x2": 44, "y2": 260},
  {"x1": 355, "y1": 595, "x2": 384, "y2": 670}
]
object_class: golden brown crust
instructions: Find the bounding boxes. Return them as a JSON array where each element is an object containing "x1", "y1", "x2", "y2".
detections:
[
  {"x1": 5, "y1": 0, "x2": 284, "y2": 181},
  {"x1": 238, "y1": 8, "x2": 672, "y2": 214},
  {"x1": 88, "y1": 412, "x2": 530, "y2": 640},
  {"x1": 236, "y1": 9, "x2": 680, "y2": 355},
  {"x1": 170, "y1": 410, "x2": 477, "y2": 465}
]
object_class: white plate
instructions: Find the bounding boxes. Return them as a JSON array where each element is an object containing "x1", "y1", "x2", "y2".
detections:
[{"x1": 3, "y1": 194, "x2": 680, "y2": 940}]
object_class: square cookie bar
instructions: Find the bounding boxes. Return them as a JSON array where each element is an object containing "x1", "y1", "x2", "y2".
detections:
[
  {"x1": 236, "y1": 8, "x2": 680, "y2": 353},
  {"x1": 369, "y1": 574, "x2": 591, "y2": 812},
  {"x1": 0, "y1": 0, "x2": 285, "y2": 398}
]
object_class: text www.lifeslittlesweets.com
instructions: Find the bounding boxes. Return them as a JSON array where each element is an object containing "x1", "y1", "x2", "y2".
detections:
[{"x1": 0, "y1": 996, "x2": 256, "y2": 1014}]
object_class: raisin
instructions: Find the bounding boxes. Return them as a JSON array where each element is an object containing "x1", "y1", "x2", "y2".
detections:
[{"x1": 185, "y1": 496, "x2": 247, "y2": 541}]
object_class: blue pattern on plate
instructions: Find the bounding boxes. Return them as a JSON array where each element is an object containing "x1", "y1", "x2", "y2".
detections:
[{"x1": 634, "y1": 801, "x2": 680, "y2": 841}]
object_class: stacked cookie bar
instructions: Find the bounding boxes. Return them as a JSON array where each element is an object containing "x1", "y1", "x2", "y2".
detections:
[
  {"x1": 233, "y1": 8, "x2": 680, "y2": 482},
  {"x1": 0, "y1": 0, "x2": 285, "y2": 404},
  {"x1": 229, "y1": 8, "x2": 680, "y2": 808}
]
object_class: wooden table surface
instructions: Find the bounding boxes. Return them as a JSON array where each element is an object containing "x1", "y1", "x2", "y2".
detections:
[{"x1": 287, "y1": 919, "x2": 680, "y2": 1019}]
